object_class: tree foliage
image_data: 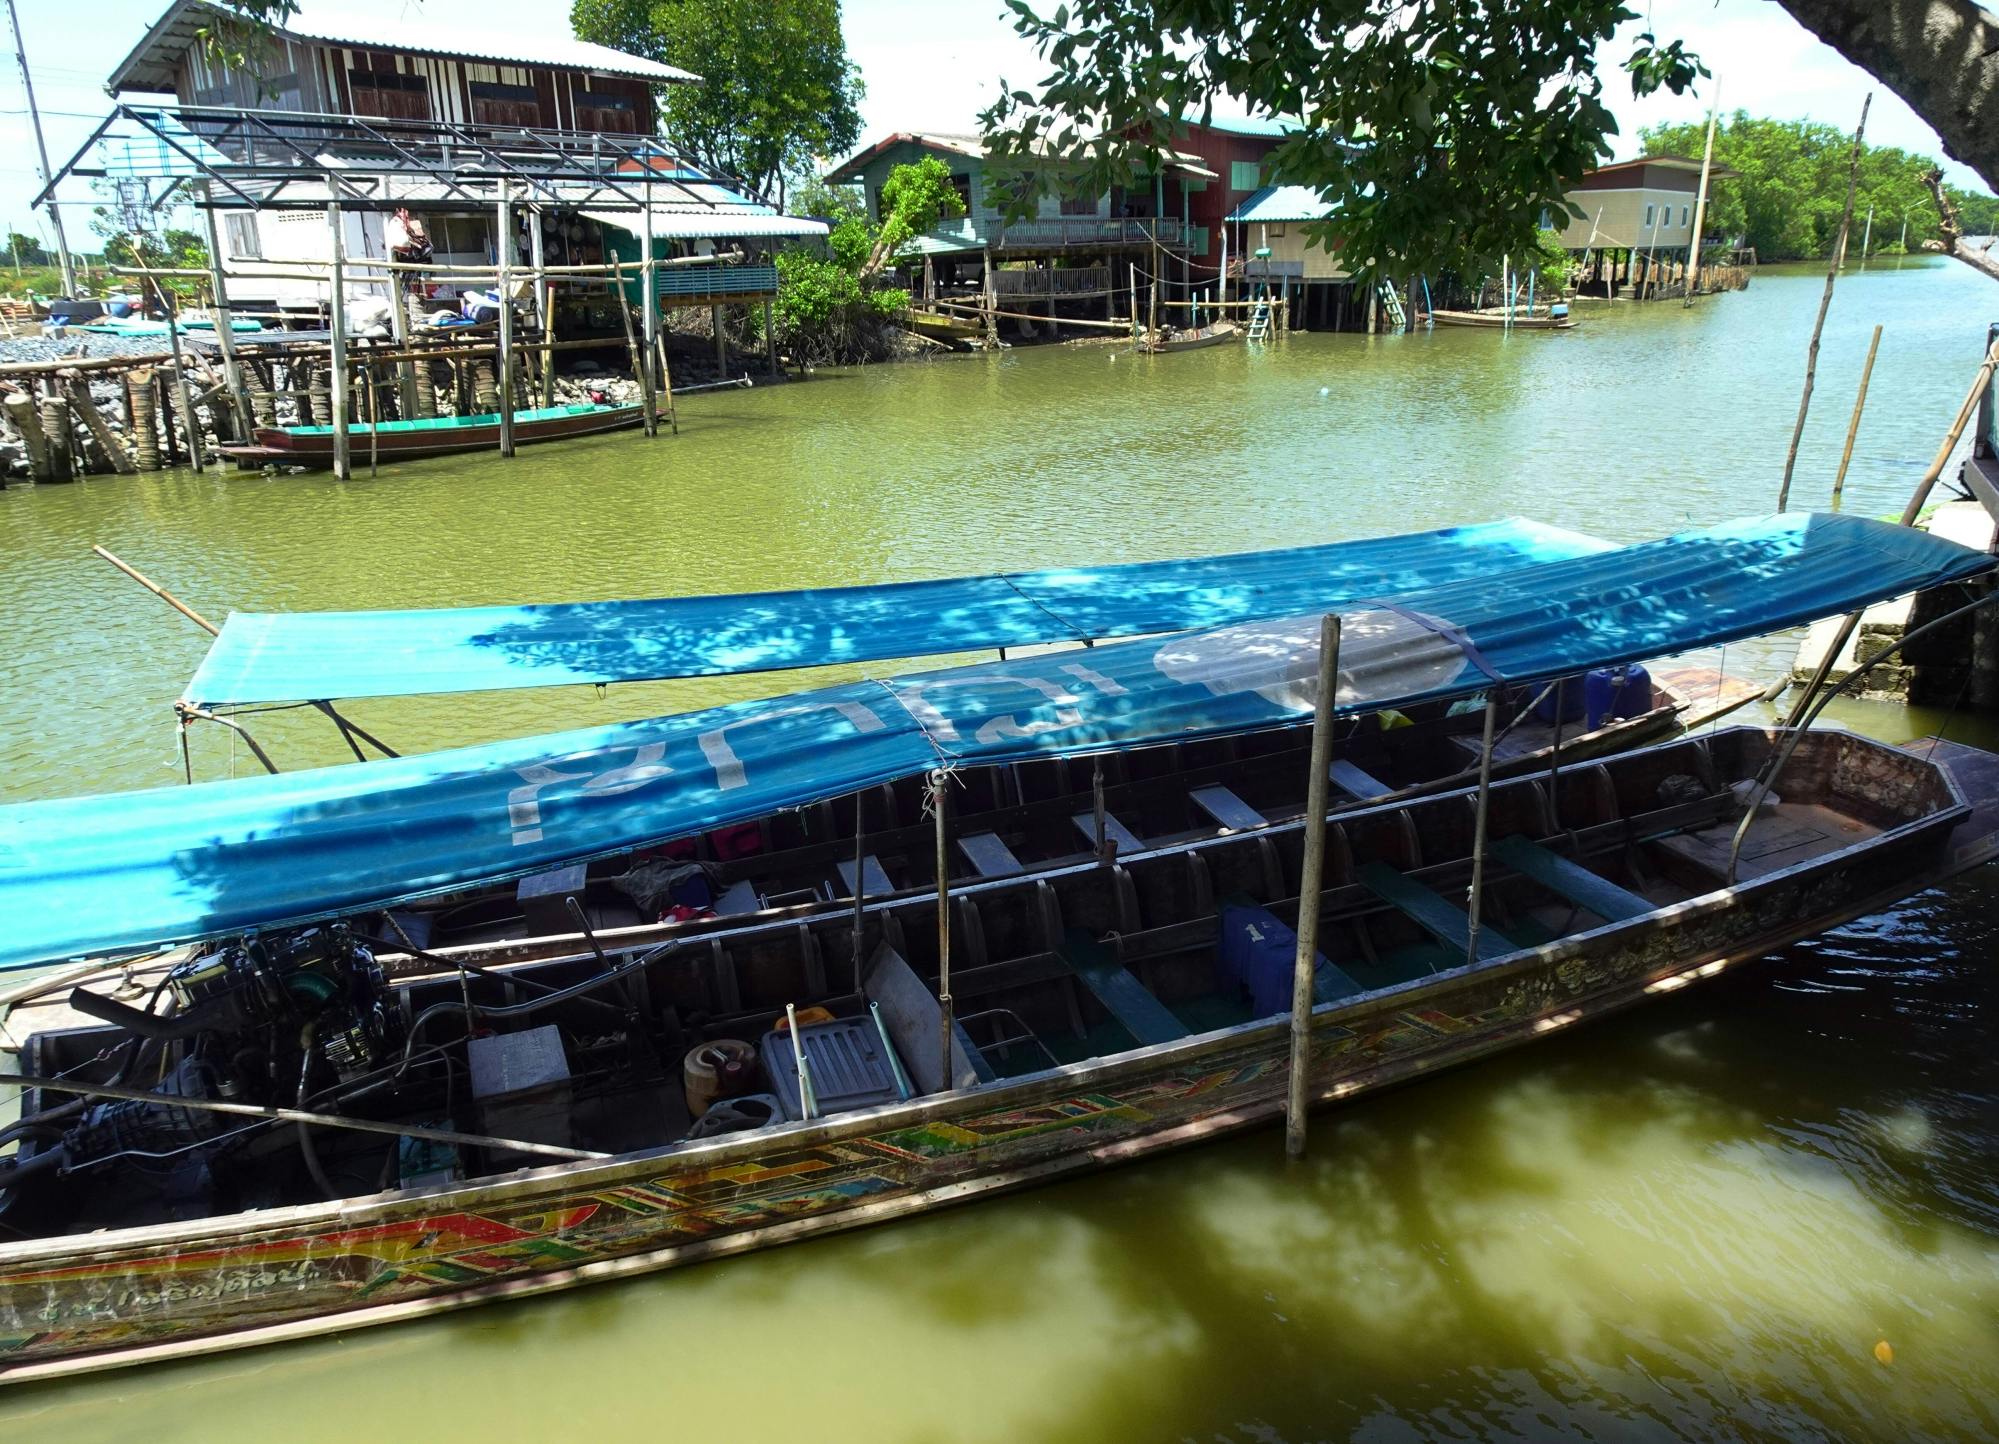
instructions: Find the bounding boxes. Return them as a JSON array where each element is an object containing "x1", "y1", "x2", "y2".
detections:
[
  {"x1": 1639, "y1": 112, "x2": 1995, "y2": 259},
  {"x1": 571, "y1": 0, "x2": 863, "y2": 208},
  {"x1": 858, "y1": 156, "x2": 967, "y2": 280},
  {"x1": 5, "y1": 233, "x2": 51, "y2": 267},
  {"x1": 978, "y1": 1, "x2": 1704, "y2": 284}
]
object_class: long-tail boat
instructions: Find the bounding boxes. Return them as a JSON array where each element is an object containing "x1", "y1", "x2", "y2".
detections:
[
  {"x1": 1428, "y1": 307, "x2": 1576, "y2": 331},
  {"x1": 216, "y1": 402, "x2": 644, "y2": 468},
  {"x1": 0, "y1": 512, "x2": 1990, "y2": 1380},
  {"x1": 1139, "y1": 320, "x2": 1242, "y2": 352}
]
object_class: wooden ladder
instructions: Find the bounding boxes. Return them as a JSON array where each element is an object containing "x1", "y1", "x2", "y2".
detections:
[
  {"x1": 1376, "y1": 279, "x2": 1408, "y2": 331},
  {"x1": 1246, "y1": 288, "x2": 1272, "y2": 342}
]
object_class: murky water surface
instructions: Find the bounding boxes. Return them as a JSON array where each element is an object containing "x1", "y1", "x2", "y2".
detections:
[{"x1": 2, "y1": 260, "x2": 1996, "y2": 1439}]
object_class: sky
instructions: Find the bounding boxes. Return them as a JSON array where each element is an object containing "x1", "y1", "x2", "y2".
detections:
[{"x1": 2, "y1": 0, "x2": 1988, "y2": 253}]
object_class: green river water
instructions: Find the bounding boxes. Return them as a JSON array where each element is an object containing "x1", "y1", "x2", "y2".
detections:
[{"x1": 2, "y1": 259, "x2": 1997, "y2": 1440}]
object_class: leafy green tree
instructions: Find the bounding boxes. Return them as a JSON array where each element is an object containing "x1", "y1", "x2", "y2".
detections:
[
  {"x1": 5, "y1": 233, "x2": 50, "y2": 267},
  {"x1": 1638, "y1": 113, "x2": 1963, "y2": 259},
  {"x1": 976, "y1": 1, "x2": 1999, "y2": 283},
  {"x1": 857, "y1": 156, "x2": 966, "y2": 281},
  {"x1": 571, "y1": 0, "x2": 863, "y2": 209},
  {"x1": 89, "y1": 210, "x2": 209, "y2": 298}
]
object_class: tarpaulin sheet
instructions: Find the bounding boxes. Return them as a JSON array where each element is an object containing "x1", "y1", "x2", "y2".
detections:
[
  {"x1": 183, "y1": 519, "x2": 1612, "y2": 705},
  {"x1": 4, "y1": 512, "x2": 1989, "y2": 972}
]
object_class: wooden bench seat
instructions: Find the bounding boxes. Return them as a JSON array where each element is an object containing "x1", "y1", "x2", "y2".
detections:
[
  {"x1": 957, "y1": 831, "x2": 1024, "y2": 878},
  {"x1": 1490, "y1": 835, "x2": 1651, "y2": 923},
  {"x1": 1056, "y1": 930, "x2": 1190, "y2": 1046},
  {"x1": 836, "y1": 854, "x2": 897, "y2": 899},
  {"x1": 1328, "y1": 758, "x2": 1395, "y2": 801},
  {"x1": 1072, "y1": 810, "x2": 1145, "y2": 854},
  {"x1": 1356, "y1": 861, "x2": 1519, "y2": 962},
  {"x1": 1190, "y1": 785, "x2": 1267, "y2": 833}
]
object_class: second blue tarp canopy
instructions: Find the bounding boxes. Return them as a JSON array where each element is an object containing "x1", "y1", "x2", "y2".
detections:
[{"x1": 183, "y1": 518, "x2": 1610, "y2": 705}]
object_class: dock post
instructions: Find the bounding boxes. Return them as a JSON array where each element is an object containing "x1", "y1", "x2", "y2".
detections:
[
  {"x1": 541, "y1": 282, "x2": 559, "y2": 408},
  {"x1": 1287, "y1": 613, "x2": 1341, "y2": 1158},
  {"x1": 126, "y1": 369, "x2": 161, "y2": 471},
  {"x1": 1830, "y1": 324, "x2": 1883, "y2": 511},
  {"x1": 1463, "y1": 693, "x2": 1499, "y2": 964},
  {"x1": 496, "y1": 182, "x2": 516, "y2": 458},
  {"x1": 386, "y1": 253, "x2": 419, "y2": 419},
  {"x1": 327, "y1": 196, "x2": 350, "y2": 481},
  {"x1": 762, "y1": 298, "x2": 778, "y2": 377},
  {"x1": 611, "y1": 260, "x2": 655, "y2": 438},
  {"x1": 932, "y1": 769, "x2": 953, "y2": 1093}
]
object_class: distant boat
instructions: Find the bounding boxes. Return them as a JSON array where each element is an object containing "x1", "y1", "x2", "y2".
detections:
[
  {"x1": 1138, "y1": 320, "x2": 1242, "y2": 353},
  {"x1": 1429, "y1": 307, "x2": 1577, "y2": 331},
  {"x1": 217, "y1": 402, "x2": 645, "y2": 467}
]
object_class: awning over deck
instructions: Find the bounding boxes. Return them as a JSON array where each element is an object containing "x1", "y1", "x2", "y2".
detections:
[
  {"x1": 4, "y1": 512, "x2": 1990, "y2": 972},
  {"x1": 184, "y1": 519, "x2": 1613, "y2": 706}
]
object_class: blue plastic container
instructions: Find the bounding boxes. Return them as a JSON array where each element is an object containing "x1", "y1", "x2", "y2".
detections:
[
  {"x1": 1584, "y1": 663, "x2": 1652, "y2": 729},
  {"x1": 1532, "y1": 676, "x2": 1588, "y2": 725}
]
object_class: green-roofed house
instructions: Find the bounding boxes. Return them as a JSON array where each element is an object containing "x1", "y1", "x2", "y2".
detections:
[{"x1": 1226, "y1": 183, "x2": 1376, "y2": 330}]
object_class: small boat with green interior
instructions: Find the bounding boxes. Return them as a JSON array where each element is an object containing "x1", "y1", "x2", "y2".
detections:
[{"x1": 217, "y1": 402, "x2": 644, "y2": 468}]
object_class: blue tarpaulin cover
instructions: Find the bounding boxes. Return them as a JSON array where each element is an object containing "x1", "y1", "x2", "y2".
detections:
[
  {"x1": 3, "y1": 512, "x2": 1989, "y2": 972},
  {"x1": 183, "y1": 519, "x2": 1612, "y2": 705}
]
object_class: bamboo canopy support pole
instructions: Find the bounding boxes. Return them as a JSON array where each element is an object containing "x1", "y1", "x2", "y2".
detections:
[
  {"x1": 1830, "y1": 324, "x2": 1883, "y2": 511},
  {"x1": 1463, "y1": 693, "x2": 1500, "y2": 964},
  {"x1": 1286, "y1": 614, "x2": 1341, "y2": 1158},
  {"x1": 327, "y1": 196, "x2": 351, "y2": 481},
  {"x1": 1683, "y1": 86, "x2": 1721, "y2": 305},
  {"x1": 932, "y1": 769, "x2": 953, "y2": 1092},
  {"x1": 496, "y1": 182, "x2": 516, "y2": 458},
  {"x1": 91, "y1": 546, "x2": 399, "y2": 764},
  {"x1": 1777, "y1": 94, "x2": 1870, "y2": 512},
  {"x1": 1783, "y1": 335, "x2": 1999, "y2": 726}
]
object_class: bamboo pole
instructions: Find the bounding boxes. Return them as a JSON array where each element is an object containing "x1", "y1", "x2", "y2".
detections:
[
  {"x1": 1286, "y1": 614, "x2": 1340, "y2": 1158},
  {"x1": 1777, "y1": 94, "x2": 1871, "y2": 513},
  {"x1": 496, "y1": 182, "x2": 515, "y2": 458},
  {"x1": 1463, "y1": 693, "x2": 1500, "y2": 964},
  {"x1": 386, "y1": 258, "x2": 418, "y2": 419},
  {"x1": 64, "y1": 378, "x2": 135, "y2": 474},
  {"x1": 197, "y1": 182, "x2": 254, "y2": 436},
  {"x1": 1829, "y1": 324, "x2": 1882, "y2": 511},
  {"x1": 656, "y1": 331, "x2": 679, "y2": 434},
  {"x1": 1683, "y1": 87, "x2": 1720, "y2": 305},
  {"x1": 1782, "y1": 334, "x2": 1999, "y2": 727},
  {"x1": 327, "y1": 196, "x2": 350, "y2": 482},
  {"x1": 932, "y1": 769, "x2": 953, "y2": 1092},
  {"x1": 540, "y1": 281, "x2": 559, "y2": 409},
  {"x1": 365, "y1": 361, "x2": 379, "y2": 479},
  {"x1": 610, "y1": 260, "x2": 655, "y2": 438}
]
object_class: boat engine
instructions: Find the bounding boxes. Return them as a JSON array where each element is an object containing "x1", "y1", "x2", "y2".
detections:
[{"x1": 0, "y1": 924, "x2": 402, "y2": 1211}]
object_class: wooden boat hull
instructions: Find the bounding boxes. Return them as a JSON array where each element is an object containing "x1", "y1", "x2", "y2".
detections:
[
  {"x1": 220, "y1": 404, "x2": 645, "y2": 468},
  {"x1": 905, "y1": 311, "x2": 982, "y2": 342},
  {"x1": 1429, "y1": 309, "x2": 1576, "y2": 331},
  {"x1": 0, "y1": 727, "x2": 1985, "y2": 1382},
  {"x1": 1140, "y1": 322, "x2": 1242, "y2": 353}
]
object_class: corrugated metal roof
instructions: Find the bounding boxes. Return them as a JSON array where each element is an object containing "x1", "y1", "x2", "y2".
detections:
[
  {"x1": 109, "y1": 0, "x2": 697, "y2": 94},
  {"x1": 585, "y1": 208, "x2": 828, "y2": 241},
  {"x1": 1178, "y1": 109, "x2": 1302, "y2": 139},
  {"x1": 1226, "y1": 184, "x2": 1337, "y2": 224}
]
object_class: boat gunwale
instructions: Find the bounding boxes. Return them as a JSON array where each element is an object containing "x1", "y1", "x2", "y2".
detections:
[{"x1": 0, "y1": 727, "x2": 1966, "y2": 1272}]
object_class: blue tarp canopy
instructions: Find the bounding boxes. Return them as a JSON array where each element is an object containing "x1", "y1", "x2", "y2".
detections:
[
  {"x1": 4, "y1": 512, "x2": 1989, "y2": 973},
  {"x1": 183, "y1": 519, "x2": 1611, "y2": 705}
]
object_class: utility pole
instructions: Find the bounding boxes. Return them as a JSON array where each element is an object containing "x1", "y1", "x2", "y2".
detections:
[
  {"x1": 4, "y1": 0, "x2": 76, "y2": 296},
  {"x1": 1683, "y1": 81, "x2": 1720, "y2": 307}
]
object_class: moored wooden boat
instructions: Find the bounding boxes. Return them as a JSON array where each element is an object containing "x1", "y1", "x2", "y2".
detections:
[
  {"x1": 1429, "y1": 307, "x2": 1576, "y2": 331},
  {"x1": 904, "y1": 308, "x2": 983, "y2": 343},
  {"x1": 216, "y1": 402, "x2": 644, "y2": 468},
  {"x1": 1139, "y1": 320, "x2": 1242, "y2": 353},
  {"x1": 2, "y1": 724, "x2": 1991, "y2": 1381}
]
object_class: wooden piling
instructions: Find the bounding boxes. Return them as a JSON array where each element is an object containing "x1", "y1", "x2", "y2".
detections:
[
  {"x1": 126, "y1": 370, "x2": 161, "y2": 471},
  {"x1": 38, "y1": 396, "x2": 74, "y2": 482},
  {"x1": 5, "y1": 393, "x2": 49, "y2": 480},
  {"x1": 540, "y1": 282, "x2": 559, "y2": 409},
  {"x1": 1286, "y1": 613, "x2": 1340, "y2": 1158},
  {"x1": 1830, "y1": 324, "x2": 1882, "y2": 512},
  {"x1": 327, "y1": 196, "x2": 351, "y2": 481},
  {"x1": 611, "y1": 261, "x2": 655, "y2": 438},
  {"x1": 1777, "y1": 95, "x2": 1870, "y2": 513},
  {"x1": 496, "y1": 182, "x2": 516, "y2": 458},
  {"x1": 65, "y1": 379, "x2": 135, "y2": 475}
]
